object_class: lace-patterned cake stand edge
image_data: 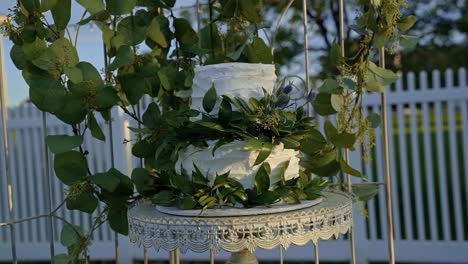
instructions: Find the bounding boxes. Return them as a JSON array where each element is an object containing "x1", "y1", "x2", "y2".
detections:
[{"x1": 128, "y1": 191, "x2": 353, "y2": 264}]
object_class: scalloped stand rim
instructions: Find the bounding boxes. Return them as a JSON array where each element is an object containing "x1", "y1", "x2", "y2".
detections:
[{"x1": 156, "y1": 197, "x2": 324, "y2": 217}]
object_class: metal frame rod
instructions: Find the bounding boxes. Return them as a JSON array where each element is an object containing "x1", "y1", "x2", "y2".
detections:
[
  {"x1": 379, "y1": 47, "x2": 396, "y2": 263},
  {"x1": 42, "y1": 112, "x2": 55, "y2": 263},
  {"x1": 338, "y1": 0, "x2": 356, "y2": 263},
  {"x1": 0, "y1": 17, "x2": 17, "y2": 264},
  {"x1": 108, "y1": 111, "x2": 120, "y2": 264},
  {"x1": 314, "y1": 243, "x2": 319, "y2": 264},
  {"x1": 302, "y1": 0, "x2": 311, "y2": 114}
]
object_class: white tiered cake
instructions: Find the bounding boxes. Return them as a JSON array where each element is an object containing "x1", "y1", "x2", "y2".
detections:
[{"x1": 176, "y1": 63, "x2": 301, "y2": 190}]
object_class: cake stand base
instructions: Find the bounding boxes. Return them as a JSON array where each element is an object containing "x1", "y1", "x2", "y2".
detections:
[{"x1": 226, "y1": 249, "x2": 258, "y2": 264}]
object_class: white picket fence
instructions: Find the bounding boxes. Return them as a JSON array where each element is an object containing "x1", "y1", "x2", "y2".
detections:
[{"x1": 1, "y1": 68, "x2": 467, "y2": 263}]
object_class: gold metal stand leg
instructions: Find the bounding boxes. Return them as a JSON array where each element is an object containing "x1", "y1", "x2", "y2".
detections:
[{"x1": 379, "y1": 48, "x2": 396, "y2": 264}]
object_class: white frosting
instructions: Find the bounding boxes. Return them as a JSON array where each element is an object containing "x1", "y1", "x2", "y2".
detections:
[
  {"x1": 190, "y1": 63, "x2": 277, "y2": 113},
  {"x1": 175, "y1": 63, "x2": 300, "y2": 190},
  {"x1": 176, "y1": 141, "x2": 300, "y2": 189}
]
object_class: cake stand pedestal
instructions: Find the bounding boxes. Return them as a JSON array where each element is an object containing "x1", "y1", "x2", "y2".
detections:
[{"x1": 128, "y1": 191, "x2": 353, "y2": 263}]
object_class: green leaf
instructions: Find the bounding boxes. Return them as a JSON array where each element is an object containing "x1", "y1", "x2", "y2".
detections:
[
  {"x1": 318, "y1": 79, "x2": 341, "y2": 94},
  {"x1": 339, "y1": 159, "x2": 363, "y2": 177},
  {"x1": 373, "y1": 30, "x2": 391, "y2": 48},
  {"x1": 180, "y1": 196, "x2": 197, "y2": 210},
  {"x1": 173, "y1": 18, "x2": 198, "y2": 48},
  {"x1": 151, "y1": 191, "x2": 176, "y2": 206},
  {"x1": 46, "y1": 135, "x2": 83, "y2": 154},
  {"x1": 95, "y1": 86, "x2": 119, "y2": 111},
  {"x1": 142, "y1": 103, "x2": 161, "y2": 129},
  {"x1": 92, "y1": 172, "x2": 119, "y2": 192},
  {"x1": 365, "y1": 61, "x2": 399, "y2": 92},
  {"x1": 332, "y1": 133, "x2": 356, "y2": 148},
  {"x1": 157, "y1": 65, "x2": 177, "y2": 91},
  {"x1": 367, "y1": 112, "x2": 381, "y2": 128},
  {"x1": 202, "y1": 85, "x2": 217, "y2": 113},
  {"x1": 22, "y1": 37, "x2": 47, "y2": 60},
  {"x1": 40, "y1": 0, "x2": 58, "y2": 11},
  {"x1": 324, "y1": 121, "x2": 356, "y2": 148},
  {"x1": 324, "y1": 120, "x2": 338, "y2": 142},
  {"x1": 132, "y1": 140, "x2": 156, "y2": 158},
  {"x1": 218, "y1": 97, "x2": 232, "y2": 124},
  {"x1": 54, "y1": 151, "x2": 87, "y2": 185},
  {"x1": 329, "y1": 42, "x2": 340, "y2": 65},
  {"x1": 120, "y1": 74, "x2": 145, "y2": 105},
  {"x1": 108, "y1": 206, "x2": 128, "y2": 235},
  {"x1": 279, "y1": 137, "x2": 301, "y2": 149},
  {"x1": 88, "y1": 113, "x2": 105, "y2": 141},
  {"x1": 20, "y1": 0, "x2": 40, "y2": 13},
  {"x1": 254, "y1": 141, "x2": 273, "y2": 165},
  {"x1": 255, "y1": 162, "x2": 271, "y2": 193},
  {"x1": 55, "y1": 94, "x2": 87, "y2": 125},
  {"x1": 398, "y1": 15, "x2": 417, "y2": 32},
  {"x1": 271, "y1": 160, "x2": 290, "y2": 186},
  {"x1": 241, "y1": 138, "x2": 263, "y2": 152},
  {"x1": 32, "y1": 38, "x2": 79, "y2": 72},
  {"x1": 67, "y1": 191, "x2": 98, "y2": 213},
  {"x1": 131, "y1": 168, "x2": 156, "y2": 195},
  {"x1": 239, "y1": 0, "x2": 261, "y2": 23},
  {"x1": 106, "y1": 0, "x2": 136, "y2": 15},
  {"x1": 108, "y1": 46, "x2": 134, "y2": 71},
  {"x1": 60, "y1": 224, "x2": 84, "y2": 247},
  {"x1": 353, "y1": 183, "x2": 379, "y2": 201},
  {"x1": 147, "y1": 17, "x2": 168, "y2": 48},
  {"x1": 73, "y1": 62, "x2": 103, "y2": 87},
  {"x1": 76, "y1": 0, "x2": 105, "y2": 14},
  {"x1": 399, "y1": 35, "x2": 418, "y2": 50},
  {"x1": 244, "y1": 37, "x2": 273, "y2": 64},
  {"x1": 28, "y1": 79, "x2": 66, "y2": 113},
  {"x1": 313, "y1": 93, "x2": 337, "y2": 116},
  {"x1": 10, "y1": 45, "x2": 27, "y2": 70},
  {"x1": 117, "y1": 16, "x2": 147, "y2": 46},
  {"x1": 51, "y1": 0, "x2": 71, "y2": 30}
]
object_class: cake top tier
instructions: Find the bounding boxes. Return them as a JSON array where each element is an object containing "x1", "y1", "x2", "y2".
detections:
[{"x1": 190, "y1": 63, "x2": 277, "y2": 112}]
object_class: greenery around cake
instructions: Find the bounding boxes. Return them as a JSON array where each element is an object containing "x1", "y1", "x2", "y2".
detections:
[{"x1": 3, "y1": 0, "x2": 416, "y2": 261}]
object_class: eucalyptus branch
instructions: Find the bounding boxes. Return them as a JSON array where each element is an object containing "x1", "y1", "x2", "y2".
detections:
[
  {"x1": 0, "y1": 198, "x2": 66, "y2": 227},
  {"x1": 119, "y1": 104, "x2": 144, "y2": 125}
]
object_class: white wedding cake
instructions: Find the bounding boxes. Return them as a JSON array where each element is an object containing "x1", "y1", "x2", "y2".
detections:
[{"x1": 176, "y1": 63, "x2": 301, "y2": 190}]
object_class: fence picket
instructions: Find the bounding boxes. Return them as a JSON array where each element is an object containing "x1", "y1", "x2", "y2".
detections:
[
  {"x1": 31, "y1": 125, "x2": 47, "y2": 242},
  {"x1": 420, "y1": 71, "x2": 439, "y2": 240},
  {"x1": 433, "y1": 70, "x2": 451, "y2": 241},
  {"x1": 407, "y1": 72, "x2": 425, "y2": 240},
  {"x1": 445, "y1": 69, "x2": 464, "y2": 241}
]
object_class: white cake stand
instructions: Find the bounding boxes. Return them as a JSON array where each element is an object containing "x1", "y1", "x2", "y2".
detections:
[{"x1": 128, "y1": 192, "x2": 353, "y2": 264}]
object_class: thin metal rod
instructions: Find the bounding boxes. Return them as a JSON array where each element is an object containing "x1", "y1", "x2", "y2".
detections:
[
  {"x1": 103, "y1": 40, "x2": 120, "y2": 264},
  {"x1": 196, "y1": 0, "x2": 201, "y2": 49},
  {"x1": 338, "y1": 1, "x2": 356, "y2": 263},
  {"x1": 302, "y1": 0, "x2": 311, "y2": 114},
  {"x1": 108, "y1": 112, "x2": 120, "y2": 264},
  {"x1": 0, "y1": 18, "x2": 17, "y2": 264},
  {"x1": 314, "y1": 243, "x2": 319, "y2": 264},
  {"x1": 42, "y1": 112, "x2": 55, "y2": 263},
  {"x1": 379, "y1": 47, "x2": 395, "y2": 264},
  {"x1": 143, "y1": 248, "x2": 149, "y2": 264},
  {"x1": 279, "y1": 246, "x2": 284, "y2": 264},
  {"x1": 210, "y1": 249, "x2": 215, "y2": 264}
]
